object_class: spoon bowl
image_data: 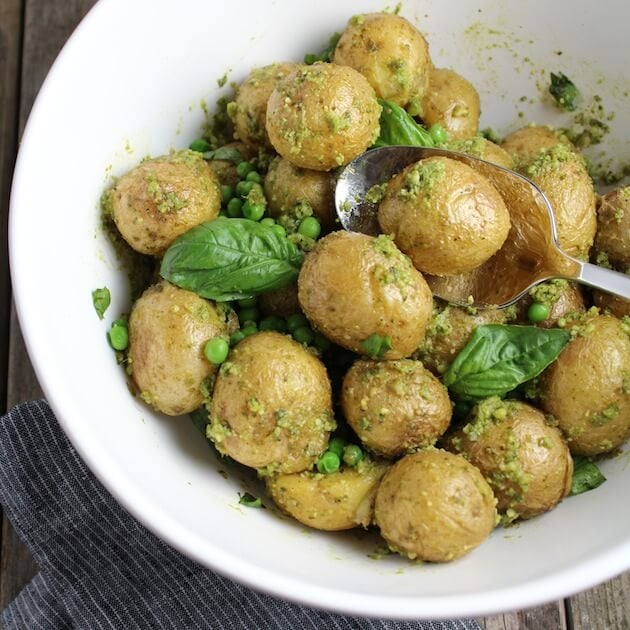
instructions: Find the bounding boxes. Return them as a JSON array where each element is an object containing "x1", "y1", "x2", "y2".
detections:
[{"x1": 335, "y1": 146, "x2": 630, "y2": 307}]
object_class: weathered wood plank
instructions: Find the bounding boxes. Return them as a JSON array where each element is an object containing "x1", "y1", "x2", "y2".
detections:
[
  {"x1": 479, "y1": 601, "x2": 567, "y2": 630},
  {"x1": 568, "y1": 573, "x2": 630, "y2": 630}
]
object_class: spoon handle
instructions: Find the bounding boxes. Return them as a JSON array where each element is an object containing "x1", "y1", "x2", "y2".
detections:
[{"x1": 571, "y1": 261, "x2": 630, "y2": 299}]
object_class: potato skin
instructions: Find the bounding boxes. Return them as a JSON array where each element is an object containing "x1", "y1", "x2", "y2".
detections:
[
  {"x1": 129, "y1": 282, "x2": 230, "y2": 416},
  {"x1": 266, "y1": 63, "x2": 381, "y2": 171},
  {"x1": 110, "y1": 150, "x2": 220, "y2": 256},
  {"x1": 332, "y1": 13, "x2": 430, "y2": 108},
  {"x1": 266, "y1": 458, "x2": 390, "y2": 531},
  {"x1": 501, "y1": 125, "x2": 572, "y2": 168},
  {"x1": 258, "y1": 283, "x2": 301, "y2": 318},
  {"x1": 374, "y1": 449, "x2": 496, "y2": 562},
  {"x1": 263, "y1": 157, "x2": 336, "y2": 233},
  {"x1": 593, "y1": 290, "x2": 630, "y2": 318},
  {"x1": 229, "y1": 63, "x2": 298, "y2": 149},
  {"x1": 298, "y1": 231, "x2": 433, "y2": 359},
  {"x1": 447, "y1": 136, "x2": 514, "y2": 170},
  {"x1": 207, "y1": 142, "x2": 256, "y2": 187},
  {"x1": 449, "y1": 398, "x2": 573, "y2": 521},
  {"x1": 594, "y1": 186, "x2": 630, "y2": 269},
  {"x1": 378, "y1": 156, "x2": 510, "y2": 276},
  {"x1": 342, "y1": 359, "x2": 452, "y2": 457},
  {"x1": 515, "y1": 279, "x2": 585, "y2": 329},
  {"x1": 421, "y1": 68, "x2": 480, "y2": 140},
  {"x1": 208, "y1": 332, "x2": 334, "y2": 474},
  {"x1": 540, "y1": 314, "x2": 630, "y2": 456}
]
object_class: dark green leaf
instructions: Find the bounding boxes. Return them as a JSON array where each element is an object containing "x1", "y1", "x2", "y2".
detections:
[
  {"x1": 160, "y1": 218, "x2": 304, "y2": 301},
  {"x1": 190, "y1": 407, "x2": 209, "y2": 436},
  {"x1": 372, "y1": 99, "x2": 435, "y2": 148},
  {"x1": 238, "y1": 492, "x2": 263, "y2": 508},
  {"x1": 304, "y1": 32, "x2": 341, "y2": 65},
  {"x1": 92, "y1": 287, "x2": 111, "y2": 320},
  {"x1": 443, "y1": 324, "x2": 570, "y2": 400},
  {"x1": 570, "y1": 457, "x2": 606, "y2": 496},
  {"x1": 202, "y1": 146, "x2": 243, "y2": 163},
  {"x1": 549, "y1": 72, "x2": 579, "y2": 112}
]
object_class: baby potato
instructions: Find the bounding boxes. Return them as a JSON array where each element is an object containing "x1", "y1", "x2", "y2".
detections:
[
  {"x1": 594, "y1": 186, "x2": 630, "y2": 269},
  {"x1": 447, "y1": 136, "x2": 515, "y2": 170},
  {"x1": 266, "y1": 458, "x2": 390, "y2": 531},
  {"x1": 108, "y1": 150, "x2": 220, "y2": 256},
  {"x1": 229, "y1": 62, "x2": 298, "y2": 149},
  {"x1": 258, "y1": 283, "x2": 301, "y2": 319},
  {"x1": 208, "y1": 332, "x2": 335, "y2": 475},
  {"x1": 378, "y1": 156, "x2": 511, "y2": 276},
  {"x1": 332, "y1": 13, "x2": 431, "y2": 109},
  {"x1": 421, "y1": 68, "x2": 481, "y2": 140},
  {"x1": 265, "y1": 63, "x2": 381, "y2": 171},
  {"x1": 128, "y1": 281, "x2": 231, "y2": 416},
  {"x1": 516, "y1": 279, "x2": 585, "y2": 328},
  {"x1": 501, "y1": 124, "x2": 572, "y2": 168},
  {"x1": 540, "y1": 313, "x2": 630, "y2": 456},
  {"x1": 416, "y1": 301, "x2": 509, "y2": 374},
  {"x1": 523, "y1": 144, "x2": 596, "y2": 259},
  {"x1": 449, "y1": 398, "x2": 573, "y2": 521},
  {"x1": 298, "y1": 231, "x2": 433, "y2": 359},
  {"x1": 374, "y1": 448, "x2": 496, "y2": 562},
  {"x1": 341, "y1": 359, "x2": 452, "y2": 458},
  {"x1": 264, "y1": 157, "x2": 336, "y2": 233},
  {"x1": 593, "y1": 290, "x2": 630, "y2": 318}
]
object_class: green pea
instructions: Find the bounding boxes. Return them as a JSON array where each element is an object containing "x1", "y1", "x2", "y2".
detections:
[
  {"x1": 236, "y1": 161, "x2": 255, "y2": 178},
  {"x1": 226, "y1": 197, "x2": 243, "y2": 218},
  {"x1": 230, "y1": 330, "x2": 246, "y2": 346},
  {"x1": 238, "y1": 296, "x2": 257, "y2": 308},
  {"x1": 108, "y1": 323, "x2": 129, "y2": 351},
  {"x1": 260, "y1": 217, "x2": 276, "y2": 227},
  {"x1": 313, "y1": 332, "x2": 331, "y2": 353},
  {"x1": 220, "y1": 185, "x2": 235, "y2": 204},
  {"x1": 245, "y1": 171, "x2": 263, "y2": 184},
  {"x1": 343, "y1": 444, "x2": 363, "y2": 467},
  {"x1": 292, "y1": 325, "x2": 314, "y2": 345},
  {"x1": 189, "y1": 138, "x2": 211, "y2": 153},
  {"x1": 528, "y1": 302, "x2": 550, "y2": 323},
  {"x1": 259, "y1": 316, "x2": 287, "y2": 333},
  {"x1": 241, "y1": 323, "x2": 258, "y2": 338},
  {"x1": 242, "y1": 202, "x2": 265, "y2": 221},
  {"x1": 204, "y1": 337, "x2": 229, "y2": 365},
  {"x1": 236, "y1": 180, "x2": 255, "y2": 197},
  {"x1": 298, "y1": 216, "x2": 321, "y2": 240},
  {"x1": 286, "y1": 313, "x2": 309, "y2": 333},
  {"x1": 429, "y1": 124, "x2": 447, "y2": 145},
  {"x1": 327, "y1": 436, "x2": 347, "y2": 457},
  {"x1": 271, "y1": 224, "x2": 286, "y2": 238},
  {"x1": 239, "y1": 307, "x2": 260, "y2": 324},
  {"x1": 316, "y1": 451, "x2": 340, "y2": 474}
]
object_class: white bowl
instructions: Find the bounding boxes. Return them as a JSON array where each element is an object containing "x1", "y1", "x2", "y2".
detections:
[{"x1": 10, "y1": 0, "x2": 630, "y2": 619}]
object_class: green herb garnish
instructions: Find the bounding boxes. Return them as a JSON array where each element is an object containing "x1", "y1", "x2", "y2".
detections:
[
  {"x1": 372, "y1": 99, "x2": 435, "y2": 148},
  {"x1": 304, "y1": 32, "x2": 341, "y2": 65},
  {"x1": 360, "y1": 333, "x2": 393, "y2": 359},
  {"x1": 202, "y1": 146, "x2": 244, "y2": 164},
  {"x1": 238, "y1": 492, "x2": 263, "y2": 508},
  {"x1": 549, "y1": 72, "x2": 579, "y2": 112},
  {"x1": 570, "y1": 457, "x2": 606, "y2": 496},
  {"x1": 92, "y1": 287, "x2": 111, "y2": 320}
]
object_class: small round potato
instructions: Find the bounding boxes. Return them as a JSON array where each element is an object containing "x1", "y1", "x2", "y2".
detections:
[
  {"x1": 378, "y1": 156, "x2": 511, "y2": 276},
  {"x1": 594, "y1": 186, "x2": 630, "y2": 269},
  {"x1": 109, "y1": 150, "x2": 220, "y2": 256},
  {"x1": 449, "y1": 398, "x2": 573, "y2": 521},
  {"x1": 229, "y1": 62, "x2": 298, "y2": 149},
  {"x1": 540, "y1": 314, "x2": 630, "y2": 456},
  {"x1": 342, "y1": 359, "x2": 452, "y2": 457},
  {"x1": 501, "y1": 125, "x2": 572, "y2": 168},
  {"x1": 266, "y1": 63, "x2": 381, "y2": 171},
  {"x1": 298, "y1": 231, "x2": 433, "y2": 359},
  {"x1": 416, "y1": 301, "x2": 509, "y2": 374},
  {"x1": 447, "y1": 136, "x2": 515, "y2": 170},
  {"x1": 523, "y1": 144, "x2": 596, "y2": 259},
  {"x1": 264, "y1": 157, "x2": 336, "y2": 232},
  {"x1": 593, "y1": 290, "x2": 630, "y2": 318},
  {"x1": 258, "y1": 283, "x2": 301, "y2": 318},
  {"x1": 374, "y1": 448, "x2": 496, "y2": 562},
  {"x1": 208, "y1": 332, "x2": 335, "y2": 475},
  {"x1": 421, "y1": 68, "x2": 481, "y2": 140},
  {"x1": 129, "y1": 281, "x2": 231, "y2": 416},
  {"x1": 516, "y1": 279, "x2": 585, "y2": 329},
  {"x1": 332, "y1": 13, "x2": 431, "y2": 109},
  {"x1": 266, "y1": 457, "x2": 390, "y2": 531}
]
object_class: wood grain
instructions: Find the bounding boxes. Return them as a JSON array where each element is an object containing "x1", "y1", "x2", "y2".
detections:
[
  {"x1": 568, "y1": 573, "x2": 630, "y2": 630},
  {"x1": 480, "y1": 602, "x2": 567, "y2": 630}
]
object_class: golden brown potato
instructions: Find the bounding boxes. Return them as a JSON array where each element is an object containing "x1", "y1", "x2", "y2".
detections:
[
  {"x1": 266, "y1": 63, "x2": 381, "y2": 171},
  {"x1": 449, "y1": 398, "x2": 573, "y2": 521},
  {"x1": 378, "y1": 156, "x2": 511, "y2": 276},
  {"x1": 341, "y1": 359, "x2": 452, "y2": 458},
  {"x1": 501, "y1": 124, "x2": 572, "y2": 169},
  {"x1": 540, "y1": 313, "x2": 630, "y2": 456},
  {"x1": 374, "y1": 448, "x2": 496, "y2": 562},
  {"x1": 208, "y1": 332, "x2": 334, "y2": 475},
  {"x1": 263, "y1": 157, "x2": 336, "y2": 233},
  {"x1": 515, "y1": 279, "x2": 585, "y2": 328},
  {"x1": 421, "y1": 68, "x2": 481, "y2": 140},
  {"x1": 229, "y1": 63, "x2": 298, "y2": 149},
  {"x1": 447, "y1": 136, "x2": 515, "y2": 170},
  {"x1": 207, "y1": 142, "x2": 256, "y2": 187},
  {"x1": 332, "y1": 13, "x2": 431, "y2": 109},
  {"x1": 593, "y1": 290, "x2": 630, "y2": 318},
  {"x1": 298, "y1": 231, "x2": 433, "y2": 359},
  {"x1": 523, "y1": 144, "x2": 596, "y2": 259},
  {"x1": 594, "y1": 186, "x2": 630, "y2": 269},
  {"x1": 416, "y1": 301, "x2": 509, "y2": 374},
  {"x1": 109, "y1": 150, "x2": 220, "y2": 256},
  {"x1": 258, "y1": 283, "x2": 301, "y2": 318},
  {"x1": 129, "y1": 281, "x2": 231, "y2": 416},
  {"x1": 266, "y1": 457, "x2": 390, "y2": 531}
]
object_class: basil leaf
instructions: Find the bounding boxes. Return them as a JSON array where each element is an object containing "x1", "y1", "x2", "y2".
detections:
[
  {"x1": 443, "y1": 324, "x2": 570, "y2": 400},
  {"x1": 190, "y1": 407, "x2": 209, "y2": 436},
  {"x1": 160, "y1": 218, "x2": 304, "y2": 301},
  {"x1": 238, "y1": 492, "x2": 263, "y2": 508},
  {"x1": 570, "y1": 457, "x2": 606, "y2": 496},
  {"x1": 92, "y1": 287, "x2": 111, "y2": 320},
  {"x1": 304, "y1": 32, "x2": 340, "y2": 65},
  {"x1": 202, "y1": 146, "x2": 243, "y2": 163},
  {"x1": 372, "y1": 99, "x2": 435, "y2": 148}
]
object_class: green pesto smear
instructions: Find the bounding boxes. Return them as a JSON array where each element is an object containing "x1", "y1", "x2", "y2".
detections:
[
  {"x1": 397, "y1": 159, "x2": 446, "y2": 200},
  {"x1": 528, "y1": 279, "x2": 569, "y2": 308}
]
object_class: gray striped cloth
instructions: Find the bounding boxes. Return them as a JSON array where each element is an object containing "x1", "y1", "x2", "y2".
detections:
[{"x1": 0, "y1": 401, "x2": 481, "y2": 630}]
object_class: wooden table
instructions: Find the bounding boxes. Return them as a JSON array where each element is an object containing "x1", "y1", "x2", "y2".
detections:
[{"x1": 0, "y1": 1, "x2": 628, "y2": 628}]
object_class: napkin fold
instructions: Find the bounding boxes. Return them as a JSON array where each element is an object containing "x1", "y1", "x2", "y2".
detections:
[{"x1": 0, "y1": 401, "x2": 481, "y2": 630}]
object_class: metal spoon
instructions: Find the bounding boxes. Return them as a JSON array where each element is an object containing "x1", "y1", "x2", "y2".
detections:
[{"x1": 335, "y1": 145, "x2": 630, "y2": 308}]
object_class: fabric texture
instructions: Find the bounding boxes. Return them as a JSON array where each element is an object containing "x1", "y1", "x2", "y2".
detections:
[{"x1": 0, "y1": 400, "x2": 481, "y2": 630}]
